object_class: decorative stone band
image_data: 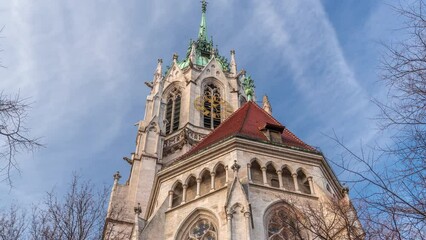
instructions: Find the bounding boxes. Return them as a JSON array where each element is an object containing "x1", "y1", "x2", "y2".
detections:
[{"x1": 163, "y1": 128, "x2": 207, "y2": 157}]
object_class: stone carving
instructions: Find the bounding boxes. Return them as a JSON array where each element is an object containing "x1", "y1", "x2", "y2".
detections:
[{"x1": 163, "y1": 128, "x2": 207, "y2": 157}]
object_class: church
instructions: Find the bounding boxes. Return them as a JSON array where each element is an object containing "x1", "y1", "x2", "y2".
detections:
[{"x1": 104, "y1": 1, "x2": 361, "y2": 239}]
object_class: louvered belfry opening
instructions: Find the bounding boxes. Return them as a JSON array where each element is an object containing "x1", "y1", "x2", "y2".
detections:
[{"x1": 165, "y1": 88, "x2": 181, "y2": 134}]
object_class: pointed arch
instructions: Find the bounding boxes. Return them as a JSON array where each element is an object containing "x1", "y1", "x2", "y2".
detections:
[
  {"x1": 163, "y1": 84, "x2": 182, "y2": 134},
  {"x1": 250, "y1": 159, "x2": 263, "y2": 184},
  {"x1": 265, "y1": 163, "x2": 279, "y2": 188},
  {"x1": 297, "y1": 169, "x2": 311, "y2": 194},
  {"x1": 264, "y1": 201, "x2": 308, "y2": 240},
  {"x1": 281, "y1": 166, "x2": 295, "y2": 191},
  {"x1": 201, "y1": 81, "x2": 223, "y2": 129},
  {"x1": 175, "y1": 208, "x2": 219, "y2": 240},
  {"x1": 186, "y1": 175, "x2": 197, "y2": 201},
  {"x1": 199, "y1": 169, "x2": 211, "y2": 196},
  {"x1": 171, "y1": 181, "x2": 183, "y2": 207},
  {"x1": 213, "y1": 163, "x2": 226, "y2": 189}
]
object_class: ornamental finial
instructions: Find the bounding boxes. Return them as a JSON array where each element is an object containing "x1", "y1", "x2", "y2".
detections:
[
  {"x1": 201, "y1": 0, "x2": 208, "y2": 13},
  {"x1": 262, "y1": 95, "x2": 272, "y2": 115},
  {"x1": 242, "y1": 74, "x2": 255, "y2": 101},
  {"x1": 231, "y1": 160, "x2": 241, "y2": 172},
  {"x1": 134, "y1": 203, "x2": 142, "y2": 215},
  {"x1": 113, "y1": 171, "x2": 121, "y2": 181}
]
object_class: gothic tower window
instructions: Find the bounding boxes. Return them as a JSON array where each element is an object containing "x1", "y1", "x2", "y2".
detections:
[
  {"x1": 203, "y1": 84, "x2": 221, "y2": 129},
  {"x1": 165, "y1": 88, "x2": 181, "y2": 134}
]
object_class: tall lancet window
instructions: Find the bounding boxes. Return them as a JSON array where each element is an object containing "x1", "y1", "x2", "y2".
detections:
[
  {"x1": 165, "y1": 88, "x2": 181, "y2": 134},
  {"x1": 203, "y1": 84, "x2": 221, "y2": 129}
]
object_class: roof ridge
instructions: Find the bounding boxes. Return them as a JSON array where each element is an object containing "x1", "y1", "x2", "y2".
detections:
[
  {"x1": 250, "y1": 101, "x2": 282, "y2": 125},
  {"x1": 175, "y1": 102, "x2": 251, "y2": 161},
  {"x1": 237, "y1": 101, "x2": 253, "y2": 133}
]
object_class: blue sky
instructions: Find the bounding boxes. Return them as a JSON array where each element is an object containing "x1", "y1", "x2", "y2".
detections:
[{"x1": 0, "y1": 0, "x2": 403, "y2": 205}]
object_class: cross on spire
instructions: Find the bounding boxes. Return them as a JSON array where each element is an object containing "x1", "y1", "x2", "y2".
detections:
[
  {"x1": 201, "y1": 0, "x2": 208, "y2": 13},
  {"x1": 198, "y1": 0, "x2": 208, "y2": 41}
]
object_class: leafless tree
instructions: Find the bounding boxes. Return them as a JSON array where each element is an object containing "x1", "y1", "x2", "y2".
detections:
[
  {"x1": 0, "y1": 26, "x2": 42, "y2": 186},
  {"x1": 29, "y1": 174, "x2": 108, "y2": 240},
  {"x1": 273, "y1": 198, "x2": 364, "y2": 240},
  {"x1": 103, "y1": 203, "x2": 133, "y2": 240},
  {"x1": 328, "y1": 1, "x2": 426, "y2": 238},
  {"x1": 0, "y1": 205, "x2": 26, "y2": 240}
]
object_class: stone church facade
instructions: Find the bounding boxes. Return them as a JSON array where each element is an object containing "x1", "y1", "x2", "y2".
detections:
[{"x1": 104, "y1": 1, "x2": 360, "y2": 239}]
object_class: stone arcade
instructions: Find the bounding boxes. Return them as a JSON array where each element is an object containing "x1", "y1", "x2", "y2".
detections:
[{"x1": 104, "y1": 1, "x2": 359, "y2": 239}]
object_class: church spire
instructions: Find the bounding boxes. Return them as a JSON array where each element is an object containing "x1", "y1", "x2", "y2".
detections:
[{"x1": 198, "y1": 0, "x2": 208, "y2": 41}]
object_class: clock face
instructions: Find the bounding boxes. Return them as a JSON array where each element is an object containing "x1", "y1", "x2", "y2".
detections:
[{"x1": 194, "y1": 95, "x2": 234, "y2": 120}]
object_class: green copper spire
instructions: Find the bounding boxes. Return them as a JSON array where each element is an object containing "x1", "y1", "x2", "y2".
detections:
[
  {"x1": 198, "y1": 0, "x2": 208, "y2": 41},
  {"x1": 242, "y1": 74, "x2": 256, "y2": 101}
]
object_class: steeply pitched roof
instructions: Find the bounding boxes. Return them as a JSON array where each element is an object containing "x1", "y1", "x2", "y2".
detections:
[{"x1": 181, "y1": 101, "x2": 318, "y2": 160}]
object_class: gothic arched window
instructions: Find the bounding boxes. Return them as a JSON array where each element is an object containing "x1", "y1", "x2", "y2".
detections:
[
  {"x1": 175, "y1": 209, "x2": 219, "y2": 240},
  {"x1": 265, "y1": 204, "x2": 307, "y2": 240},
  {"x1": 203, "y1": 84, "x2": 221, "y2": 129},
  {"x1": 187, "y1": 219, "x2": 217, "y2": 240},
  {"x1": 165, "y1": 88, "x2": 181, "y2": 134}
]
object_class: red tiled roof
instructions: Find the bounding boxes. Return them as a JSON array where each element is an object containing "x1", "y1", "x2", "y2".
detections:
[{"x1": 181, "y1": 101, "x2": 317, "y2": 159}]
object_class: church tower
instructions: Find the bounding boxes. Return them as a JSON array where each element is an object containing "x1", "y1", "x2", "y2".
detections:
[{"x1": 104, "y1": 2, "x2": 362, "y2": 239}]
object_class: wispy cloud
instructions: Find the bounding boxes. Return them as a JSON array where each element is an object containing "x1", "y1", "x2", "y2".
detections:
[{"x1": 0, "y1": 0, "x2": 397, "y2": 204}]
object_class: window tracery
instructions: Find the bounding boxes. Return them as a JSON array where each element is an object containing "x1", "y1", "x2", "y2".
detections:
[
  {"x1": 187, "y1": 219, "x2": 217, "y2": 240},
  {"x1": 203, "y1": 84, "x2": 221, "y2": 129},
  {"x1": 165, "y1": 88, "x2": 181, "y2": 134},
  {"x1": 265, "y1": 204, "x2": 306, "y2": 240}
]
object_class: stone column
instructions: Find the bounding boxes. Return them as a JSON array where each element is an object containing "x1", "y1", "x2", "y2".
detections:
[
  {"x1": 168, "y1": 190, "x2": 174, "y2": 209},
  {"x1": 307, "y1": 176, "x2": 315, "y2": 195},
  {"x1": 247, "y1": 164, "x2": 252, "y2": 183},
  {"x1": 196, "y1": 178, "x2": 201, "y2": 197},
  {"x1": 182, "y1": 184, "x2": 187, "y2": 203},
  {"x1": 292, "y1": 173, "x2": 299, "y2": 192},
  {"x1": 225, "y1": 166, "x2": 229, "y2": 185},
  {"x1": 244, "y1": 211, "x2": 251, "y2": 240},
  {"x1": 276, "y1": 170, "x2": 283, "y2": 189},
  {"x1": 107, "y1": 171, "x2": 121, "y2": 216},
  {"x1": 261, "y1": 167, "x2": 268, "y2": 186},
  {"x1": 210, "y1": 172, "x2": 216, "y2": 192},
  {"x1": 132, "y1": 203, "x2": 142, "y2": 240},
  {"x1": 227, "y1": 213, "x2": 233, "y2": 240}
]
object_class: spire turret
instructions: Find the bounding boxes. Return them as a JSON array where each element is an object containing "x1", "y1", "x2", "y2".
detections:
[
  {"x1": 198, "y1": 0, "x2": 208, "y2": 41},
  {"x1": 263, "y1": 95, "x2": 272, "y2": 115},
  {"x1": 230, "y1": 50, "x2": 237, "y2": 75}
]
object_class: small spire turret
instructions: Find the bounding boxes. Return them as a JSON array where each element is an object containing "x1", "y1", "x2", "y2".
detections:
[
  {"x1": 154, "y1": 59, "x2": 162, "y2": 82},
  {"x1": 230, "y1": 50, "x2": 237, "y2": 75},
  {"x1": 263, "y1": 95, "x2": 272, "y2": 115}
]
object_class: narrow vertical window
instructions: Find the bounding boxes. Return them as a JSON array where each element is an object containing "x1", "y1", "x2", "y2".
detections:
[
  {"x1": 173, "y1": 95, "x2": 181, "y2": 132},
  {"x1": 165, "y1": 99, "x2": 173, "y2": 133},
  {"x1": 165, "y1": 88, "x2": 181, "y2": 134}
]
